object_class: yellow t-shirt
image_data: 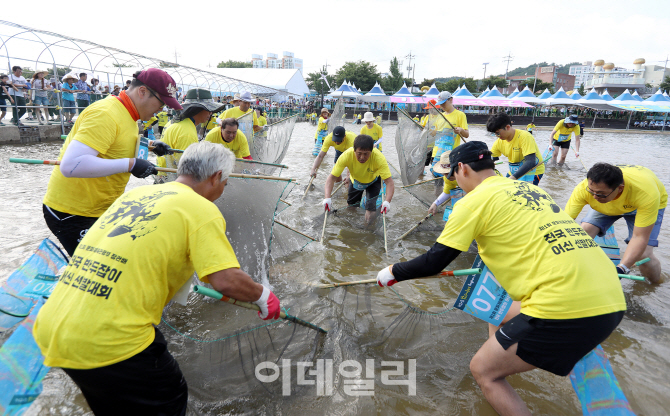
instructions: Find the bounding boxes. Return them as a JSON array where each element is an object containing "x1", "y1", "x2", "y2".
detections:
[
  {"x1": 526, "y1": 123, "x2": 535, "y2": 131},
  {"x1": 43, "y1": 96, "x2": 138, "y2": 217},
  {"x1": 360, "y1": 123, "x2": 383, "y2": 151},
  {"x1": 143, "y1": 116, "x2": 157, "y2": 130},
  {"x1": 258, "y1": 115, "x2": 267, "y2": 127},
  {"x1": 552, "y1": 119, "x2": 581, "y2": 142},
  {"x1": 332, "y1": 147, "x2": 392, "y2": 184},
  {"x1": 432, "y1": 109, "x2": 467, "y2": 157},
  {"x1": 376, "y1": 116, "x2": 382, "y2": 125},
  {"x1": 221, "y1": 106, "x2": 259, "y2": 127},
  {"x1": 205, "y1": 127, "x2": 251, "y2": 159},
  {"x1": 157, "y1": 112, "x2": 169, "y2": 127},
  {"x1": 491, "y1": 129, "x2": 545, "y2": 175},
  {"x1": 315, "y1": 116, "x2": 329, "y2": 138},
  {"x1": 357, "y1": 114, "x2": 361, "y2": 119},
  {"x1": 321, "y1": 131, "x2": 356, "y2": 153},
  {"x1": 565, "y1": 165, "x2": 668, "y2": 227},
  {"x1": 443, "y1": 178, "x2": 459, "y2": 194},
  {"x1": 34, "y1": 182, "x2": 241, "y2": 369},
  {"x1": 206, "y1": 114, "x2": 218, "y2": 131},
  {"x1": 437, "y1": 176, "x2": 626, "y2": 319},
  {"x1": 157, "y1": 118, "x2": 198, "y2": 168}
]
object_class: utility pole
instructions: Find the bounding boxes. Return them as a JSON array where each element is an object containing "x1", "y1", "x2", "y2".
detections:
[
  {"x1": 482, "y1": 62, "x2": 489, "y2": 80},
  {"x1": 174, "y1": 48, "x2": 181, "y2": 65},
  {"x1": 405, "y1": 51, "x2": 416, "y2": 82},
  {"x1": 503, "y1": 52, "x2": 514, "y2": 94},
  {"x1": 320, "y1": 61, "x2": 331, "y2": 109}
]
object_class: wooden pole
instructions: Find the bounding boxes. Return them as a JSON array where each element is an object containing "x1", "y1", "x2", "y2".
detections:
[
  {"x1": 428, "y1": 101, "x2": 466, "y2": 142},
  {"x1": 274, "y1": 220, "x2": 317, "y2": 241},
  {"x1": 398, "y1": 196, "x2": 451, "y2": 240},
  {"x1": 400, "y1": 176, "x2": 440, "y2": 188},
  {"x1": 315, "y1": 268, "x2": 483, "y2": 289},
  {"x1": 320, "y1": 210, "x2": 329, "y2": 243},
  {"x1": 302, "y1": 176, "x2": 315, "y2": 200}
]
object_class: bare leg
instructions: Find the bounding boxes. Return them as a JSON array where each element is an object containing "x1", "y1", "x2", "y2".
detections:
[
  {"x1": 470, "y1": 337, "x2": 536, "y2": 416},
  {"x1": 580, "y1": 222, "x2": 600, "y2": 238},
  {"x1": 488, "y1": 301, "x2": 521, "y2": 338},
  {"x1": 558, "y1": 148, "x2": 569, "y2": 165},
  {"x1": 550, "y1": 145, "x2": 560, "y2": 165},
  {"x1": 638, "y1": 246, "x2": 662, "y2": 283}
]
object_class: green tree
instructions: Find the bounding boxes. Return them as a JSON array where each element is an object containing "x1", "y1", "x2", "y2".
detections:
[
  {"x1": 216, "y1": 60, "x2": 252, "y2": 68},
  {"x1": 333, "y1": 61, "x2": 380, "y2": 92},
  {"x1": 478, "y1": 76, "x2": 509, "y2": 90},
  {"x1": 419, "y1": 78, "x2": 436, "y2": 88},
  {"x1": 306, "y1": 66, "x2": 335, "y2": 93},
  {"x1": 578, "y1": 84, "x2": 586, "y2": 96},
  {"x1": 660, "y1": 76, "x2": 670, "y2": 93},
  {"x1": 436, "y1": 77, "x2": 478, "y2": 93},
  {"x1": 517, "y1": 78, "x2": 554, "y2": 94},
  {"x1": 380, "y1": 57, "x2": 404, "y2": 93}
]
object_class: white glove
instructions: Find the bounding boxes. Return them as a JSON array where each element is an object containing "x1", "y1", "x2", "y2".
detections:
[
  {"x1": 377, "y1": 266, "x2": 397, "y2": 287},
  {"x1": 381, "y1": 201, "x2": 391, "y2": 214},
  {"x1": 262, "y1": 125, "x2": 269, "y2": 132},
  {"x1": 323, "y1": 198, "x2": 332, "y2": 212},
  {"x1": 575, "y1": 152, "x2": 580, "y2": 157}
]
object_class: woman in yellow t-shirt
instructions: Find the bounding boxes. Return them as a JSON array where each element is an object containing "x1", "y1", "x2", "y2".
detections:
[
  {"x1": 360, "y1": 112, "x2": 383, "y2": 151},
  {"x1": 550, "y1": 115, "x2": 582, "y2": 166}
]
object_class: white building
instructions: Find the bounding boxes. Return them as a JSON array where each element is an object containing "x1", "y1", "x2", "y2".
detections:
[
  {"x1": 251, "y1": 52, "x2": 304, "y2": 74},
  {"x1": 569, "y1": 61, "x2": 594, "y2": 87}
]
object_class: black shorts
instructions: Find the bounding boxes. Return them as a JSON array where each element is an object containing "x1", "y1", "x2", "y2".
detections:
[
  {"x1": 495, "y1": 310, "x2": 624, "y2": 376},
  {"x1": 158, "y1": 126, "x2": 164, "y2": 134},
  {"x1": 63, "y1": 328, "x2": 188, "y2": 416},
  {"x1": 43, "y1": 204, "x2": 99, "y2": 256},
  {"x1": 425, "y1": 150, "x2": 433, "y2": 166},
  {"x1": 348, "y1": 176, "x2": 382, "y2": 211},
  {"x1": 334, "y1": 149, "x2": 343, "y2": 163},
  {"x1": 552, "y1": 140, "x2": 571, "y2": 149}
]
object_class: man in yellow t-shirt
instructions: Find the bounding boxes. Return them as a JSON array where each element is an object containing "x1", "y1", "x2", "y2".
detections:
[
  {"x1": 526, "y1": 122, "x2": 536, "y2": 135},
  {"x1": 42, "y1": 68, "x2": 182, "y2": 255},
  {"x1": 487, "y1": 112, "x2": 544, "y2": 185},
  {"x1": 158, "y1": 88, "x2": 225, "y2": 169},
  {"x1": 219, "y1": 91, "x2": 261, "y2": 133},
  {"x1": 324, "y1": 135, "x2": 395, "y2": 224},
  {"x1": 429, "y1": 92, "x2": 469, "y2": 177},
  {"x1": 206, "y1": 117, "x2": 252, "y2": 159},
  {"x1": 550, "y1": 114, "x2": 582, "y2": 166},
  {"x1": 35, "y1": 142, "x2": 281, "y2": 414},
  {"x1": 421, "y1": 99, "x2": 440, "y2": 168},
  {"x1": 156, "y1": 108, "x2": 169, "y2": 135},
  {"x1": 565, "y1": 163, "x2": 667, "y2": 283},
  {"x1": 377, "y1": 141, "x2": 626, "y2": 415},
  {"x1": 142, "y1": 116, "x2": 158, "y2": 138},
  {"x1": 360, "y1": 111, "x2": 383, "y2": 151},
  {"x1": 310, "y1": 125, "x2": 355, "y2": 177},
  {"x1": 356, "y1": 113, "x2": 362, "y2": 124},
  {"x1": 376, "y1": 113, "x2": 383, "y2": 125}
]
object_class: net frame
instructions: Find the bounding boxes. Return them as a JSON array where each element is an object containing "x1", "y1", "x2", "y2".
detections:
[
  {"x1": 395, "y1": 108, "x2": 428, "y2": 186},
  {"x1": 252, "y1": 114, "x2": 297, "y2": 166}
]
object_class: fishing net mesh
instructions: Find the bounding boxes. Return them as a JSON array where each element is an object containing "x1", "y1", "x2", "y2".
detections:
[
  {"x1": 237, "y1": 112, "x2": 255, "y2": 159},
  {"x1": 233, "y1": 159, "x2": 283, "y2": 177},
  {"x1": 253, "y1": 115, "x2": 297, "y2": 166},
  {"x1": 395, "y1": 110, "x2": 427, "y2": 186},
  {"x1": 327, "y1": 98, "x2": 345, "y2": 136}
]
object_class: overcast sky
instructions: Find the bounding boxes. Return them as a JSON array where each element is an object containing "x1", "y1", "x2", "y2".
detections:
[{"x1": 4, "y1": 0, "x2": 669, "y2": 82}]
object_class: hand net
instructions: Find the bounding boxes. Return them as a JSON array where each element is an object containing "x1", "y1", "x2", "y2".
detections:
[
  {"x1": 253, "y1": 115, "x2": 297, "y2": 166},
  {"x1": 237, "y1": 112, "x2": 255, "y2": 159},
  {"x1": 395, "y1": 109, "x2": 428, "y2": 186}
]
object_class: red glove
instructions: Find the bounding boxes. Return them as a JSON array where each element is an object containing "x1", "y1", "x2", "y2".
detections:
[{"x1": 254, "y1": 286, "x2": 281, "y2": 320}]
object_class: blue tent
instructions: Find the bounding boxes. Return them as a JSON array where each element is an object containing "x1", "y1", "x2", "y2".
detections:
[
  {"x1": 453, "y1": 85, "x2": 476, "y2": 98},
  {"x1": 601, "y1": 89, "x2": 614, "y2": 101},
  {"x1": 365, "y1": 82, "x2": 386, "y2": 96},
  {"x1": 423, "y1": 83, "x2": 441, "y2": 98},
  {"x1": 507, "y1": 87, "x2": 520, "y2": 99},
  {"x1": 536, "y1": 88, "x2": 552, "y2": 100},
  {"x1": 570, "y1": 91, "x2": 582, "y2": 100},
  {"x1": 479, "y1": 87, "x2": 491, "y2": 98},
  {"x1": 542, "y1": 87, "x2": 575, "y2": 105},
  {"x1": 611, "y1": 89, "x2": 636, "y2": 103},
  {"x1": 644, "y1": 90, "x2": 670, "y2": 103},
  {"x1": 485, "y1": 86, "x2": 506, "y2": 100},
  {"x1": 392, "y1": 82, "x2": 415, "y2": 97},
  {"x1": 631, "y1": 91, "x2": 644, "y2": 101},
  {"x1": 515, "y1": 86, "x2": 542, "y2": 103}
]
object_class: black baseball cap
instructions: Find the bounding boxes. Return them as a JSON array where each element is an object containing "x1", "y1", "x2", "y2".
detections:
[
  {"x1": 332, "y1": 126, "x2": 346, "y2": 143},
  {"x1": 447, "y1": 141, "x2": 491, "y2": 180}
]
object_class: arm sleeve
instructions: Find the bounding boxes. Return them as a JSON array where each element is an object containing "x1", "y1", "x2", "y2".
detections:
[
  {"x1": 60, "y1": 140, "x2": 130, "y2": 178},
  {"x1": 512, "y1": 154, "x2": 537, "y2": 178},
  {"x1": 564, "y1": 181, "x2": 589, "y2": 219},
  {"x1": 491, "y1": 139, "x2": 502, "y2": 157},
  {"x1": 392, "y1": 242, "x2": 462, "y2": 282},
  {"x1": 237, "y1": 132, "x2": 251, "y2": 158}
]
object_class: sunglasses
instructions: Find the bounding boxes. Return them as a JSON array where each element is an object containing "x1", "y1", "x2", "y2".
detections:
[
  {"x1": 146, "y1": 87, "x2": 165, "y2": 107},
  {"x1": 586, "y1": 185, "x2": 619, "y2": 199}
]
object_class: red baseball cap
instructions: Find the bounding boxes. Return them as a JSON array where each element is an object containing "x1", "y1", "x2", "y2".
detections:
[{"x1": 137, "y1": 68, "x2": 182, "y2": 110}]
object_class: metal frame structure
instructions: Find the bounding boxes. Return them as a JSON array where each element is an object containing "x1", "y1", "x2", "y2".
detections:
[{"x1": 0, "y1": 20, "x2": 293, "y2": 133}]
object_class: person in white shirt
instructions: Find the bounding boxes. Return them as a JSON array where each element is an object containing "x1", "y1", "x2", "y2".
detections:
[{"x1": 8, "y1": 66, "x2": 28, "y2": 125}]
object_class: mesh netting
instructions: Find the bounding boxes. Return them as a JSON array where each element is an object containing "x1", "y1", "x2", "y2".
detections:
[
  {"x1": 213, "y1": 177, "x2": 294, "y2": 283},
  {"x1": 401, "y1": 179, "x2": 445, "y2": 210},
  {"x1": 327, "y1": 98, "x2": 345, "y2": 136},
  {"x1": 423, "y1": 112, "x2": 440, "y2": 149},
  {"x1": 395, "y1": 110, "x2": 428, "y2": 186},
  {"x1": 253, "y1": 115, "x2": 297, "y2": 166},
  {"x1": 233, "y1": 159, "x2": 282, "y2": 177},
  {"x1": 237, "y1": 112, "x2": 256, "y2": 159}
]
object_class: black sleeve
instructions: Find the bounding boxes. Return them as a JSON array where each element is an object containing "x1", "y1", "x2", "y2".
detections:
[
  {"x1": 392, "y1": 242, "x2": 462, "y2": 282},
  {"x1": 492, "y1": 156, "x2": 499, "y2": 161},
  {"x1": 512, "y1": 154, "x2": 537, "y2": 178}
]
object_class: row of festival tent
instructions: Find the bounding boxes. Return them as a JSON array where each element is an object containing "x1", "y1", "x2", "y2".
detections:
[{"x1": 327, "y1": 78, "x2": 670, "y2": 113}]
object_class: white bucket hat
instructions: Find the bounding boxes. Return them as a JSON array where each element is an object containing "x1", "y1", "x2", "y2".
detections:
[
  {"x1": 238, "y1": 91, "x2": 254, "y2": 103},
  {"x1": 362, "y1": 112, "x2": 375, "y2": 122}
]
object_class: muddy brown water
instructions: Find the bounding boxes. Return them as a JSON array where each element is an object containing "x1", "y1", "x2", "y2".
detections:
[{"x1": 1, "y1": 122, "x2": 669, "y2": 415}]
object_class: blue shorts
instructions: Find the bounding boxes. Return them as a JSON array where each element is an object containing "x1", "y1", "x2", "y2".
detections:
[
  {"x1": 62, "y1": 99, "x2": 76, "y2": 114},
  {"x1": 582, "y1": 207, "x2": 665, "y2": 247},
  {"x1": 34, "y1": 96, "x2": 49, "y2": 106}
]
